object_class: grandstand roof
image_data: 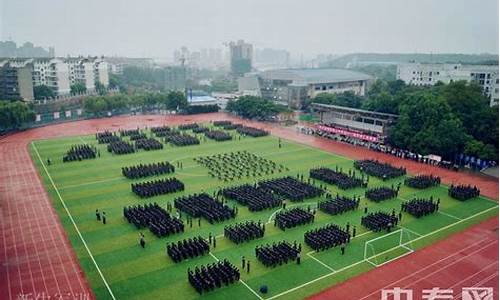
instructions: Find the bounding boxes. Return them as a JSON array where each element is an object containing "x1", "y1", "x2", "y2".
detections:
[{"x1": 260, "y1": 68, "x2": 372, "y2": 84}]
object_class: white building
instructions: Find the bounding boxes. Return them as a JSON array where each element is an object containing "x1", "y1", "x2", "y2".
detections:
[
  {"x1": 32, "y1": 58, "x2": 71, "y2": 96},
  {"x1": 66, "y1": 58, "x2": 95, "y2": 91},
  {"x1": 93, "y1": 58, "x2": 109, "y2": 87},
  {"x1": 397, "y1": 63, "x2": 499, "y2": 106}
]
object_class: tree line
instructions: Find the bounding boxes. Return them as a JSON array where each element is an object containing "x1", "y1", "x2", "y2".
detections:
[
  {"x1": 309, "y1": 80, "x2": 498, "y2": 161},
  {"x1": 226, "y1": 96, "x2": 290, "y2": 120}
]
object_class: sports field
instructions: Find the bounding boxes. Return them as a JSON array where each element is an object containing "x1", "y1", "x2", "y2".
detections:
[{"x1": 29, "y1": 123, "x2": 498, "y2": 300}]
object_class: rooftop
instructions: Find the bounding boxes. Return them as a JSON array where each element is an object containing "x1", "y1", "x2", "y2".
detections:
[{"x1": 259, "y1": 68, "x2": 372, "y2": 84}]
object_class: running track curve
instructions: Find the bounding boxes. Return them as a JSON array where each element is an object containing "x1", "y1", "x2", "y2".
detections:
[{"x1": 0, "y1": 113, "x2": 497, "y2": 300}]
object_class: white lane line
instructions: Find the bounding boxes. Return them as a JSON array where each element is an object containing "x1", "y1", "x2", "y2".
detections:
[{"x1": 32, "y1": 142, "x2": 117, "y2": 300}]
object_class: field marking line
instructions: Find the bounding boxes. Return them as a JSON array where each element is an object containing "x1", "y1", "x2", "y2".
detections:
[
  {"x1": 265, "y1": 205, "x2": 498, "y2": 300},
  {"x1": 32, "y1": 142, "x2": 117, "y2": 300},
  {"x1": 452, "y1": 265, "x2": 499, "y2": 300},
  {"x1": 357, "y1": 237, "x2": 497, "y2": 300},
  {"x1": 396, "y1": 241, "x2": 498, "y2": 291},
  {"x1": 307, "y1": 252, "x2": 335, "y2": 272},
  {"x1": 438, "y1": 211, "x2": 463, "y2": 221},
  {"x1": 208, "y1": 251, "x2": 263, "y2": 300}
]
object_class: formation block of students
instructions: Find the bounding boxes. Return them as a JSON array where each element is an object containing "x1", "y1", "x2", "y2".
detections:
[
  {"x1": 188, "y1": 260, "x2": 240, "y2": 294},
  {"x1": 404, "y1": 174, "x2": 441, "y2": 189},
  {"x1": 449, "y1": 184, "x2": 480, "y2": 201},
  {"x1": 260, "y1": 176, "x2": 324, "y2": 202},
  {"x1": 174, "y1": 193, "x2": 236, "y2": 223},
  {"x1": 129, "y1": 133, "x2": 147, "y2": 141},
  {"x1": 107, "y1": 140, "x2": 135, "y2": 155},
  {"x1": 401, "y1": 198, "x2": 439, "y2": 218},
  {"x1": 164, "y1": 131, "x2": 200, "y2": 146},
  {"x1": 274, "y1": 208, "x2": 314, "y2": 230},
  {"x1": 319, "y1": 195, "x2": 360, "y2": 215},
  {"x1": 96, "y1": 131, "x2": 121, "y2": 144},
  {"x1": 63, "y1": 144, "x2": 97, "y2": 162},
  {"x1": 309, "y1": 167, "x2": 366, "y2": 189},
  {"x1": 123, "y1": 203, "x2": 184, "y2": 237},
  {"x1": 354, "y1": 159, "x2": 406, "y2": 180},
  {"x1": 213, "y1": 120, "x2": 232, "y2": 127},
  {"x1": 224, "y1": 221, "x2": 265, "y2": 244},
  {"x1": 195, "y1": 151, "x2": 285, "y2": 182},
  {"x1": 178, "y1": 123, "x2": 200, "y2": 130},
  {"x1": 151, "y1": 126, "x2": 172, "y2": 137},
  {"x1": 365, "y1": 186, "x2": 399, "y2": 202},
  {"x1": 192, "y1": 126, "x2": 210, "y2": 133},
  {"x1": 122, "y1": 161, "x2": 175, "y2": 179},
  {"x1": 256, "y1": 241, "x2": 301, "y2": 268},
  {"x1": 221, "y1": 184, "x2": 281, "y2": 211},
  {"x1": 236, "y1": 126, "x2": 269, "y2": 137},
  {"x1": 205, "y1": 130, "x2": 232, "y2": 141},
  {"x1": 304, "y1": 224, "x2": 350, "y2": 252},
  {"x1": 131, "y1": 177, "x2": 184, "y2": 198},
  {"x1": 119, "y1": 128, "x2": 141, "y2": 137},
  {"x1": 166, "y1": 236, "x2": 210, "y2": 263},
  {"x1": 361, "y1": 212, "x2": 398, "y2": 232},
  {"x1": 134, "y1": 137, "x2": 163, "y2": 151}
]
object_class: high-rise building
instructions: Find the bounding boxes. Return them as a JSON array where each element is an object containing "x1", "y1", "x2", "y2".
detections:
[{"x1": 229, "y1": 40, "x2": 253, "y2": 76}]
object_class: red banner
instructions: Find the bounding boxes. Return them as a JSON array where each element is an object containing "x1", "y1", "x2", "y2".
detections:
[{"x1": 315, "y1": 125, "x2": 379, "y2": 142}]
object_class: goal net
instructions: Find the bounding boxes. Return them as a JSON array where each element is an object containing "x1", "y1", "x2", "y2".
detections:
[{"x1": 364, "y1": 229, "x2": 415, "y2": 267}]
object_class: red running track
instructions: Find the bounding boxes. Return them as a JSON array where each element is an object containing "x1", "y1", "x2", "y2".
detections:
[{"x1": 0, "y1": 113, "x2": 497, "y2": 300}]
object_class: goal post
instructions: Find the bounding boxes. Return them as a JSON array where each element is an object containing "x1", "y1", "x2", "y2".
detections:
[{"x1": 364, "y1": 228, "x2": 415, "y2": 267}]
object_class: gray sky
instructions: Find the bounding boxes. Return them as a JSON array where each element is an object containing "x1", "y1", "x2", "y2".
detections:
[{"x1": 1, "y1": 0, "x2": 498, "y2": 58}]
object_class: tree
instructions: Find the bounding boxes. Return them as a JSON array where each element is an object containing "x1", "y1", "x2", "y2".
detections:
[
  {"x1": 389, "y1": 92, "x2": 467, "y2": 158},
  {"x1": 226, "y1": 96, "x2": 287, "y2": 120},
  {"x1": 70, "y1": 83, "x2": 87, "y2": 95},
  {"x1": 95, "y1": 82, "x2": 107, "y2": 96},
  {"x1": 33, "y1": 85, "x2": 55, "y2": 100},
  {"x1": 0, "y1": 101, "x2": 36, "y2": 130},
  {"x1": 166, "y1": 91, "x2": 188, "y2": 110}
]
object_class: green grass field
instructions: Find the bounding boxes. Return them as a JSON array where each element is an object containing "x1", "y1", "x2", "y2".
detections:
[{"x1": 29, "y1": 124, "x2": 498, "y2": 300}]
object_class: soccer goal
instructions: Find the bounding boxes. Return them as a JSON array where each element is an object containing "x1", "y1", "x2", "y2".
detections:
[{"x1": 364, "y1": 229, "x2": 416, "y2": 267}]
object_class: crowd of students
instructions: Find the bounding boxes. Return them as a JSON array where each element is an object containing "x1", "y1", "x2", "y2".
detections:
[
  {"x1": 354, "y1": 159, "x2": 406, "y2": 180},
  {"x1": 167, "y1": 236, "x2": 210, "y2": 263},
  {"x1": 131, "y1": 177, "x2": 185, "y2": 198},
  {"x1": 304, "y1": 224, "x2": 350, "y2": 252},
  {"x1": 402, "y1": 198, "x2": 439, "y2": 218},
  {"x1": 121, "y1": 161, "x2": 175, "y2": 179},
  {"x1": 188, "y1": 260, "x2": 240, "y2": 294},
  {"x1": 361, "y1": 212, "x2": 399, "y2": 232},
  {"x1": 319, "y1": 195, "x2": 360, "y2": 215},
  {"x1": 260, "y1": 176, "x2": 324, "y2": 202},
  {"x1": 365, "y1": 186, "x2": 399, "y2": 202},
  {"x1": 96, "y1": 131, "x2": 120, "y2": 144},
  {"x1": 174, "y1": 193, "x2": 236, "y2": 223},
  {"x1": 63, "y1": 144, "x2": 97, "y2": 162},
  {"x1": 221, "y1": 184, "x2": 281, "y2": 211},
  {"x1": 135, "y1": 137, "x2": 163, "y2": 151},
  {"x1": 123, "y1": 203, "x2": 184, "y2": 238},
  {"x1": 274, "y1": 208, "x2": 314, "y2": 230},
  {"x1": 224, "y1": 221, "x2": 265, "y2": 244},
  {"x1": 256, "y1": 241, "x2": 301, "y2": 268},
  {"x1": 236, "y1": 126, "x2": 269, "y2": 137},
  {"x1": 107, "y1": 140, "x2": 135, "y2": 155},
  {"x1": 405, "y1": 174, "x2": 441, "y2": 189},
  {"x1": 449, "y1": 184, "x2": 480, "y2": 201},
  {"x1": 205, "y1": 130, "x2": 233, "y2": 141},
  {"x1": 309, "y1": 167, "x2": 366, "y2": 189}
]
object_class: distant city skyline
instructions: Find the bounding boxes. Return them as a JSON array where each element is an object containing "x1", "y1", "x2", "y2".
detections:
[{"x1": 1, "y1": 0, "x2": 498, "y2": 58}]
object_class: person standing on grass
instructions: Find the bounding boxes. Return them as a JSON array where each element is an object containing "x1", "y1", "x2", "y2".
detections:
[
  {"x1": 139, "y1": 233, "x2": 145, "y2": 248},
  {"x1": 296, "y1": 252, "x2": 301, "y2": 265},
  {"x1": 102, "y1": 211, "x2": 107, "y2": 224},
  {"x1": 246, "y1": 260, "x2": 250, "y2": 273},
  {"x1": 340, "y1": 243, "x2": 346, "y2": 255},
  {"x1": 96, "y1": 209, "x2": 101, "y2": 221},
  {"x1": 242, "y1": 256, "x2": 246, "y2": 269}
]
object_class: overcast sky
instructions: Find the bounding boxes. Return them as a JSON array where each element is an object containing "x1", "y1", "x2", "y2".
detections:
[{"x1": 1, "y1": 0, "x2": 498, "y2": 58}]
